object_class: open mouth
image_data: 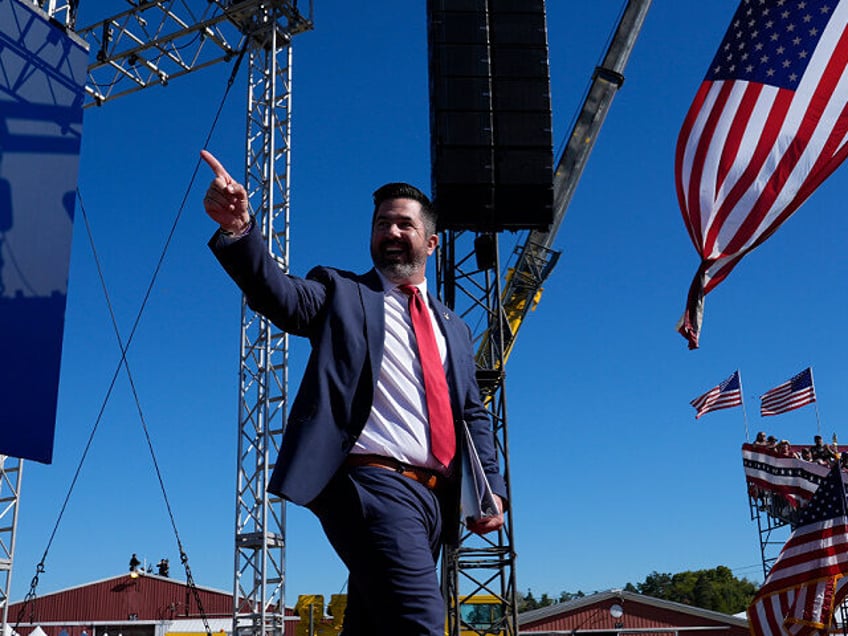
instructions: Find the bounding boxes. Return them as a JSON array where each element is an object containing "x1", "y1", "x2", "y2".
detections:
[{"x1": 381, "y1": 242, "x2": 408, "y2": 259}]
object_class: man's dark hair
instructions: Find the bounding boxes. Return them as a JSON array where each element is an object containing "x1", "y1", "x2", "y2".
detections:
[{"x1": 372, "y1": 182, "x2": 437, "y2": 235}]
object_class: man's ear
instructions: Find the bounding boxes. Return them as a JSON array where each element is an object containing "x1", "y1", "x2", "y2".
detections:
[{"x1": 426, "y1": 233, "x2": 439, "y2": 255}]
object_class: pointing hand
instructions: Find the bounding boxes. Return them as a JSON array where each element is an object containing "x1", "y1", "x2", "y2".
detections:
[{"x1": 200, "y1": 149, "x2": 250, "y2": 234}]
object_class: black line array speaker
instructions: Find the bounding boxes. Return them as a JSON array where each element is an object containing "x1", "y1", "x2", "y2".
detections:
[{"x1": 428, "y1": 0, "x2": 554, "y2": 232}]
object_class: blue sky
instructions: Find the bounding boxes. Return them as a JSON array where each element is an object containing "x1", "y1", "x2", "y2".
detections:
[{"x1": 11, "y1": 0, "x2": 848, "y2": 605}]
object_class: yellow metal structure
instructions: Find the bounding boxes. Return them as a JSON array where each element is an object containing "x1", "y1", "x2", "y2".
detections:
[
  {"x1": 327, "y1": 594, "x2": 346, "y2": 630},
  {"x1": 294, "y1": 594, "x2": 346, "y2": 636},
  {"x1": 293, "y1": 592, "x2": 501, "y2": 635},
  {"x1": 456, "y1": 595, "x2": 505, "y2": 636},
  {"x1": 474, "y1": 267, "x2": 545, "y2": 370}
]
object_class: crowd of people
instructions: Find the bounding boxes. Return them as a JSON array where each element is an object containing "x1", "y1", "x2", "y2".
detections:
[
  {"x1": 751, "y1": 431, "x2": 844, "y2": 467},
  {"x1": 748, "y1": 432, "x2": 846, "y2": 522}
]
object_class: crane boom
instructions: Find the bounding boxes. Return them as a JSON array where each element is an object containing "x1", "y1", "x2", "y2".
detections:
[{"x1": 478, "y1": 0, "x2": 652, "y2": 369}]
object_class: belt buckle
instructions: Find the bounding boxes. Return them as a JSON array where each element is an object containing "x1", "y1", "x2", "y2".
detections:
[{"x1": 385, "y1": 458, "x2": 438, "y2": 490}]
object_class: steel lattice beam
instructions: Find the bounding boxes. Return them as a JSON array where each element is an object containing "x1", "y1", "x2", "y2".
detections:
[
  {"x1": 439, "y1": 231, "x2": 519, "y2": 636},
  {"x1": 0, "y1": 457, "x2": 23, "y2": 631},
  {"x1": 69, "y1": 0, "x2": 311, "y2": 106},
  {"x1": 441, "y1": 10, "x2": 652, "y2": 632},
  {"x1": 233, "y1": 7, "x2": 302, "y2": 636}
]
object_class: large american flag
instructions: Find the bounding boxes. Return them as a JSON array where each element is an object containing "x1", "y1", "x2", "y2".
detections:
[
  {"x1": 747, "y1": 465, "x2": 848, "y2": 636},
  {"x1": 761, "y1": 367, "x2": 817, "y2": 416},
  {"x1": 675, "y1": 0, "x2": 848, "y2": 349},
  {"x1": 690, "y1": 370, "x2": 743, "y2": 418},
  {"x1": 743, "y1": 443, "x2": 833, "y2": 508}
]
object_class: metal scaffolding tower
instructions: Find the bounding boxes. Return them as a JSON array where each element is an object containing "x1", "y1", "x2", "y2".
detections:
[
  {"x1": 232, "y1": 8, "x2": 306, "y2": 636},
  {"x1": 439, "y1": 3, "x2": 651, "y2": 634},
  {"x1": 439, "y1": 231, "x2": 518, "y2": 636},
  {"x1": 747, "y1": 492, "x2": 793, "y2": 580},
  {"x1": 4, "y1": 2, "x2": 311, "y2": 636},
  {"x1": 0, "y1": 457, "x2": 23, "y2": 631}
]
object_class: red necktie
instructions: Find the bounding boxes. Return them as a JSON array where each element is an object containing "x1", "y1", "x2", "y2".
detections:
[{"x1": 399, "y1": 285, "x2": 456, "y2": 468}]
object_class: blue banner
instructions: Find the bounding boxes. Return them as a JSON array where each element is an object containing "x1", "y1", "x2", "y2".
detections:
[{"x1": 0, "y1": 0, "x2": 88, "y2": 463}]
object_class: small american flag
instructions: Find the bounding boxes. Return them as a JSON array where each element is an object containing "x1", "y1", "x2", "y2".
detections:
[
  {"x1": 691, "y1": 370, "x2": 743, "y2": 419},
  {"x1": 747, "y1": 464, "x2": 848, "y2": 636},
  {"x1": 761, "y1": 367, "x2": 817, "y2": 416},
  {"x1": 675, "y1": 0, "x2": 848, "y2": 349}
]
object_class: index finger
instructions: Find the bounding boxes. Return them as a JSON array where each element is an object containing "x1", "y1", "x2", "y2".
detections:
[{"x1": 200, "y1": 149, "x2": 231, "y2": 182}]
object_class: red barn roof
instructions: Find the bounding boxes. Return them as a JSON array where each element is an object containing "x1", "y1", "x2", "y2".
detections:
[
  {"x1": 7, "y1": 573, "x2": 298, "y2": 636},
  {"x1": 9, "y1": 573, "x2": 235, "y2": 624},
  {"x1": 519, "y1": 590, "x2": 749, "y2": 635}
]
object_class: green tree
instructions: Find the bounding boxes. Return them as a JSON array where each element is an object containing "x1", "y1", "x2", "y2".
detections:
[
  {"x1": 628, "y1": 566, "x2": 758, "y2": 614},
  {"x1": 517, "y1": 589, "x2": 539, "y2": 612},
  {"x1": 634, "y1": 571, "x2": 674, "y2": 599},
  {"x1": 517, "y1": 589, "x2": 559, "y2": 612}
]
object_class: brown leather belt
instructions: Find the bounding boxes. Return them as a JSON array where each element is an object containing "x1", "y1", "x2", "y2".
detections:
[{"x1": 346, "y1": 454, "x2": 444, "y2": 490}]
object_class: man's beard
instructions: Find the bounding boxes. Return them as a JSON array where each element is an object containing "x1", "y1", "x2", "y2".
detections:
[{"x1": 371, "y1": 241, "x2": 426, "y2": 282}]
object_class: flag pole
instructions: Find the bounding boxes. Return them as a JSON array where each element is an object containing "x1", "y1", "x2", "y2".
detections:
[
  {"x1": 738, "y1": 369, "x2": 750, "y2": 442},
  {"x1": 810, "y1": 366, "x2": 822, "y2": 436}
]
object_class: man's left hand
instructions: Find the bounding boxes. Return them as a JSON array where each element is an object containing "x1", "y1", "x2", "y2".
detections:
[{"x1": 467, "y1": 494, "x2": 505, "y2": 535}]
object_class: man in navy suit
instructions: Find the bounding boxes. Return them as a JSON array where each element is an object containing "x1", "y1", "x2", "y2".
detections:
[{"x1": 201, "y1": 150, "x2": 506, "y2": 635}]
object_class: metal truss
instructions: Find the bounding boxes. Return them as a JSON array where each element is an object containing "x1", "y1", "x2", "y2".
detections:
[
  {"x1": 0, "y1": 457, "x2": 23, "y2": 630},
  {"x1": 70, "y1": 0, "x2": 310, "y2": 107},
  {"x1": 438, "y1": 4, "x2": 652, "y2": 634},
  {"x1": 748, "y1": 492, "x2": 792, "y2": 579},
  {"x1": 29, "y1": 0, "x2": 77, "y2": 33},
  {"x1": 11, "y1": 2, "x2": 310, "y2": 636},
  {"x1": 438, "y1": 231, "x2": 519, "y2": 636},
  {"x1": 233, "y1": 5, "x2": 304, "y2": 635}
]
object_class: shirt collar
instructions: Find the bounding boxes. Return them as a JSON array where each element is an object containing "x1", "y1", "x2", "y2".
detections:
[{"x1": 374, "y1": 269, "x2": 428, "y2": 297}]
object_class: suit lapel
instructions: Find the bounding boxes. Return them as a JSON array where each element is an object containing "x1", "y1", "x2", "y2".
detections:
[
  {"x1": 360, "y1": 269, "x2": 386, "y2": 383},
  {"x1": 428, "y1": 293, "x2": 464, "y2": 411}
]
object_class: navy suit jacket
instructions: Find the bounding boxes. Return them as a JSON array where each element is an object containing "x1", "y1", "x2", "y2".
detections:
[{"x1": 210, "y1": 223, "x2": 506, "y2": 530}]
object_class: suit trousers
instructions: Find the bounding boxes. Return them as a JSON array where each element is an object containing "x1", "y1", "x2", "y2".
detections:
[{"x1": 308, "y1": 464, "x2": 445, "y2": 636}]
